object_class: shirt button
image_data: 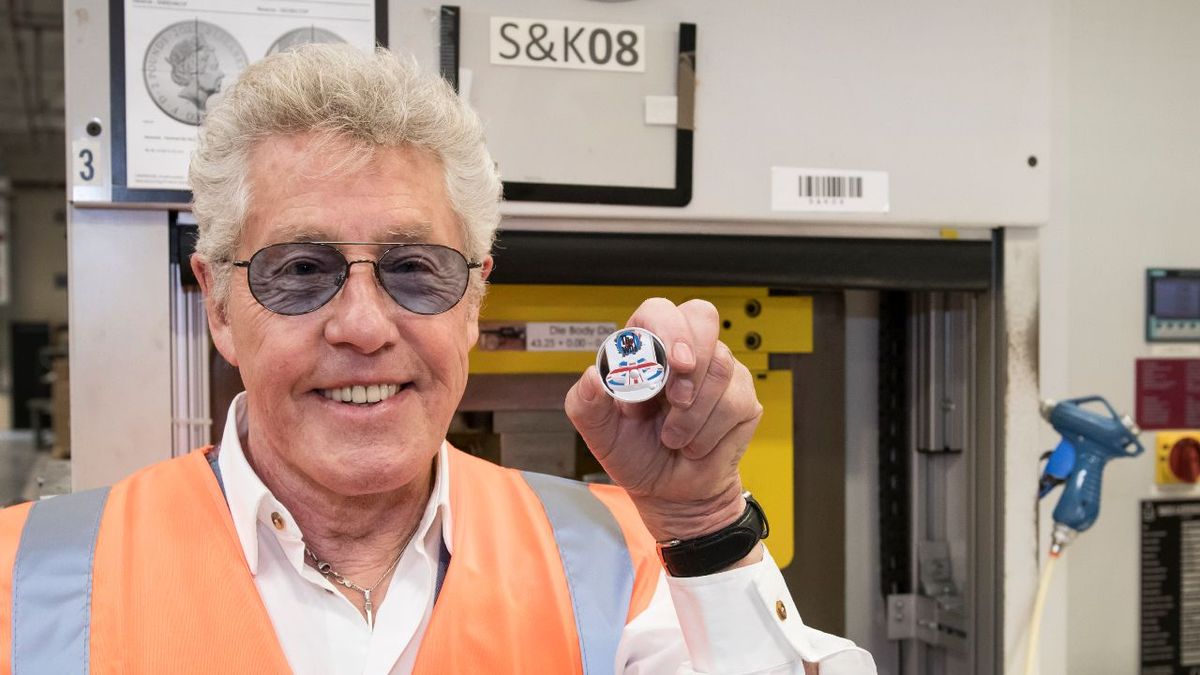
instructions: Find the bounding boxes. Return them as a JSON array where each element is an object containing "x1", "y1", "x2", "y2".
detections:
[
  {"x1": 271, "y1": 512, "x2": 286, "y2": 530},
  {"x1": 776, "y1": 600, "x2": 788, "y2": 620}
]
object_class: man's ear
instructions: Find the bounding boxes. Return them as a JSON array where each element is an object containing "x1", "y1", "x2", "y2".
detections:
[
  {"x1": 191, "y1": 254, "x2": 239, "y2": 367},
  {"x1": 479, "y1": 254, "x2": 494, "y2": 283}
]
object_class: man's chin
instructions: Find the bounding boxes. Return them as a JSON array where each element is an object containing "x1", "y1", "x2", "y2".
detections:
[{"x1": 301, "y1": 438, "x2": 439, "y2": 496}]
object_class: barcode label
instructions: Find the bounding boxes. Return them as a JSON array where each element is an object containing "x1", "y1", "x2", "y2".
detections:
[
  {"x1": 799, "y1": 175, "x2": 863, "y2": 199},
  {"x1": 771, "y1": 167, "x2": 889, "y2": 213}
]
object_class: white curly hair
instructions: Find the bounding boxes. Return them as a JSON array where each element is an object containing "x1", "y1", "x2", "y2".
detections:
[{"x1": 189, "y1": 44, "x2": 501, "y2": 306}]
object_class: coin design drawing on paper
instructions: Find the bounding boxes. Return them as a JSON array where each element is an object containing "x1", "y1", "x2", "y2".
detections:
[
  {"x1": 143, "y1": 20, "x2": 248, "y2": 126},
  {"x1": 267, "y1": 27, "x2": 346, "y2": 56},
  {"x1": 596, "y1": 328, "x2": 669, "y2": 403}
]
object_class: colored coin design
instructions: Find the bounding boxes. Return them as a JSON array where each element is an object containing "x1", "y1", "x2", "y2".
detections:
[
  {"x1": 143, "y1": 20, "x2": 248, "y2": 126},
  {"x1": 267, "y1": 27, "x2": 347, "y2": 56},
  {"x1": 596, "y1": 328, "x2": 670, "y2": 403}
]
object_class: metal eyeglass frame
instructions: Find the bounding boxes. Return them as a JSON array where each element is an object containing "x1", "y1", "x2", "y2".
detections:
[{"x1": 230, "y1": 241, "x2": 483, "y2": 316}]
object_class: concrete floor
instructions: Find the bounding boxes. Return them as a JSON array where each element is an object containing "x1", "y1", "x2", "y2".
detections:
[{"x1": 0, "y1": 431, "x2": 37, "y2": 506}]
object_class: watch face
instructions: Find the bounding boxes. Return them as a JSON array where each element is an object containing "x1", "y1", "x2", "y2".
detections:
[{"x1": 596, "y1": 328, "x2": 670, "y2": 403}]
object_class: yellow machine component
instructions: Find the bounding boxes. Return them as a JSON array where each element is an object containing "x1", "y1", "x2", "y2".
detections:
[
  {"x1": 1156, "y1": 431, "x2": 1200, "y2": 485},
  {"x1": 471, "y1": 284, "x2": 806, "y2": 567},
  {"x1": 744, "y1": 369, "x2": 794, "y2": 567},
  {"x1": 472, "y1": 285, "x2": 812, "y2": 374}
]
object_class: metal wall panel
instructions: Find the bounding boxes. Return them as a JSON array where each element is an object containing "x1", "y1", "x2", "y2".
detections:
[{"x1": 68, "y1": 207, "x2": 172, "y2": 490}]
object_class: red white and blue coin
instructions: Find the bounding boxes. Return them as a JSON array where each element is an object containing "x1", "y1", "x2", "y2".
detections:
[{"x1": 596, "y1": 327, "x2": 670, "y2": 403}]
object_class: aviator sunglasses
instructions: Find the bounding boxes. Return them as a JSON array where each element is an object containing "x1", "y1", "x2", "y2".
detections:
[{"x1": 232, "y1": 242, "x2": 482, "y2": 316}]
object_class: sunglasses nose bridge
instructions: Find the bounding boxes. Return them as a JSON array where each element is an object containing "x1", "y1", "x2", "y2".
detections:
[{"x1": 341, "y1": 257, "x2": 384, "y2": 290}]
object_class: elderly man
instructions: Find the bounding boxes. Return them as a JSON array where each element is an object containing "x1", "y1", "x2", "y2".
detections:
[{"x1": 0, "y1": 46, "x2": 874, "y2": 674}]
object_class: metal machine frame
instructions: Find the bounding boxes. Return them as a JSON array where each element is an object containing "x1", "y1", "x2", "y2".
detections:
[{"x1": 59, "y1": 0, "x2": 1044, "y2": 669}]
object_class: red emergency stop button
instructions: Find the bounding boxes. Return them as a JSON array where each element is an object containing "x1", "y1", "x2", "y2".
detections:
[{"x1": 1169, "y1": 437, "x2": 1200, "y2": 483}]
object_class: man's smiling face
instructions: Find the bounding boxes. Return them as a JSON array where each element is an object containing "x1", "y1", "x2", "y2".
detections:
[{"x1": 207, "y1": 133, "x2": 490, "y2": 496}]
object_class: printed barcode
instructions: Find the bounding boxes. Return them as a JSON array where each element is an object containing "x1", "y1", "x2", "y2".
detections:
[{"x1": 798, "y1": 175, "x2": 864, "y2": 199}]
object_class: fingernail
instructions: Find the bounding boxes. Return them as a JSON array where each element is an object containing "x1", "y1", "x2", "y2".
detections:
[
  {"x1": 670, "y1": 377, "x2": 694, "y2": 405},
  {"x1": 673, "y1": 341, "x2": 694, "y2": 367}
]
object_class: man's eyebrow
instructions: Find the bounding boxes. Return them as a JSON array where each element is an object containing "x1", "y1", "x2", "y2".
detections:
[
  {"x1": 285, "y1": 228, "x2": 327, "y2": 243},
  {"x1": 382, "y1": 222, "x2": 434, "y2": 241}
]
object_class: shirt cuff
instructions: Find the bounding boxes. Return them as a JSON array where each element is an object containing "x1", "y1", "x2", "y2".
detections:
[{"x1": 664, "y1": 545, "x2": 872, "y2": 674}]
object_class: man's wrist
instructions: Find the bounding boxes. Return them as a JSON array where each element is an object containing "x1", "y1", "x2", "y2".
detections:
[
  {"x1": 655, "y1": 492, "x2": 770, "y2": 577},
  {"x1": 634, "y1": 486, "x2": 747, "y2": 542}
]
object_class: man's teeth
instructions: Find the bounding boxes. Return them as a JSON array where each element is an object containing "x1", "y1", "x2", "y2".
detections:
[{"x1": 322, "y1": 384, "x2": 402, "y2": 404}]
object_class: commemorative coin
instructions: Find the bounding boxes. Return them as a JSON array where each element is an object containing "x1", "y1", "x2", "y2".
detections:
[
  {"x1": 596, "y1": 327, "x2": 670, "y2": 403},
  {"x1": 267, "y1": 27, "x2": 346, "y2": 56},
  {"x1": 143, "y1": 20, "x2": 248, "y2": 126}
]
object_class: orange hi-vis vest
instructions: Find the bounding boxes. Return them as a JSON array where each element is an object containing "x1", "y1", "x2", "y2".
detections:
[{"x1": 0, "y1": 447, "x2": 662, "y2": 674}]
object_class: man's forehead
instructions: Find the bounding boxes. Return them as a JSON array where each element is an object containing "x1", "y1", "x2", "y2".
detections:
[
  {"x1": 269, "y1": 221, "x2": 435, "y2": 244},
  {"x1": 248, "y1": 133, "x2": 362, "y2": 175},
  {"x1": 241, "y1": 133, "x2": 460, "y2": 249}
]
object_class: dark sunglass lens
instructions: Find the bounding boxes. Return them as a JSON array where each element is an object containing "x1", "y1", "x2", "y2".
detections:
[
  {"x1": 378, "y1": 245, "x2": 469, "y2": 314},
  {"x1": 249, "y1": 244, "x2": 345, "y2": 315}
]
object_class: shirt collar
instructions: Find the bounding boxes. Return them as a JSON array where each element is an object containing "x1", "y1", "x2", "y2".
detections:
[{"x1": 215, "y1": 392, "x2": 454, "y2": 575}]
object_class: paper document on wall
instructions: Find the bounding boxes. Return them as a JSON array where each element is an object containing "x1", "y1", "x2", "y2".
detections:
[{"x1": 122, "y1": 0, "x2": 376, "y2": 190}]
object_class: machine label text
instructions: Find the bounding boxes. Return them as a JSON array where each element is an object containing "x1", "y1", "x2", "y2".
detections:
[
  {"x1": 490, "y1": 17, "x2": 645, "y2": 73},
  {"x1": 526, "y1": 322, "x2": 618, "y2": 352}
]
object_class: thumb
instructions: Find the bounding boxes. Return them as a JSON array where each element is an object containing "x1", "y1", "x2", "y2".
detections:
[{"x1": 565, "y1": 366, "x2": 620, "y2": 455}]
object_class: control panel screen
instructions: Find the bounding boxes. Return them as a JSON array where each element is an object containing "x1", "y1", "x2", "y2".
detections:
[
  {"x1": 1147, "y1": 269, "x2": 1200, "y2": 342},
  {"x1": 1154, "y1": 278, "x2": 1200, "y2": 320}
]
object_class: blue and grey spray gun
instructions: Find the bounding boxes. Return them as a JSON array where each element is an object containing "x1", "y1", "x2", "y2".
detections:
[
  {"x1": 1037, "y1": 396, "x2": 1145, "y2": 555},
  {"x1": 1025, "y1": 395, "x2": 1145, "y2": 675}
]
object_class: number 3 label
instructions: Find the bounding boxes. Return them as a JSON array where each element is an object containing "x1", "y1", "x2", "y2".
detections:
[
  {"x1": 490, "y1": 17, "x2": 645, "y2": 73},
  {"x1": 72, "y1": 139, "x2": 101, "y2": 187}
]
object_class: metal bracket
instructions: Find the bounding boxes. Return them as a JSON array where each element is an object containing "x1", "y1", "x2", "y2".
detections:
[
  {"x1": 919, "y1": 540, "x2": 959, "y2": 598},
  {"x1": 886, "y1": 593, "x2": 968, "y2": 654},
  {"x1": 887, "y1": 540, "x2": 966, "y2": 653}
]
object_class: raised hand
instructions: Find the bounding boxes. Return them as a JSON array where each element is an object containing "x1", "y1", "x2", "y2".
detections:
[{"x1": 565, "y1": 298, "x2": 764, "y2": 545}]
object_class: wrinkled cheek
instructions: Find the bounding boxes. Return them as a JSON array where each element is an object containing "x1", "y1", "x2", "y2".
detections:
[
  {"x1": 431, "y1": 344, "x2": 472, "y2": 422},
  {"x1": 457, "y1": 348, "x2": 472, "y2": 390}
]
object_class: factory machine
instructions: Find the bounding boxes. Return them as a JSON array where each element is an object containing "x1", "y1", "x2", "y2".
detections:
[{"x1": 61, "y1": 1, "x2": 1053, "y2": 672}]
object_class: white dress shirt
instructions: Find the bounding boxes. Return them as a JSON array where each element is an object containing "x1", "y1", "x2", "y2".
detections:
[{"x1": 217, "y1": 393, "x2": 876, "y2": 674}]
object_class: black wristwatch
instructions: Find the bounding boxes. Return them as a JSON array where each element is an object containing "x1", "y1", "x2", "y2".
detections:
[{"x1": 657, "y1": 492, "x2": 769, "y2": 577}]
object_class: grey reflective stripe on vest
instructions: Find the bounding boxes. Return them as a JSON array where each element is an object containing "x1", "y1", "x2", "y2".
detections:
[
  {"x1": 11, "y1": 486, "x2": 111, "y2": 675},
  {"x1": 521, "y1": 472, "x2": 634, "y2": 675}
]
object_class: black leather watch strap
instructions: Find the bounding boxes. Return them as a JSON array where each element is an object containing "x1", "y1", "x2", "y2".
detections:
[{"x1": 657, "y1": 492, "x2": 769, "y2": 577}]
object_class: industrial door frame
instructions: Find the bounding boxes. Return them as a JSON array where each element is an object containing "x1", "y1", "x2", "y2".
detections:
[{"x1": 485, "y1": 228, "x2": 1003, "y2": 674}]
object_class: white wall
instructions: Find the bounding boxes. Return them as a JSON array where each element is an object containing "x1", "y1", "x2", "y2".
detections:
[{"x1": 1047, "y1": 1, "x2": 1200, "y2": 672}]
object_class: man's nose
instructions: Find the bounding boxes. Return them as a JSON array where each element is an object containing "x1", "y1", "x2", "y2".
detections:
[{"x1": 322, "y1": 262, "x2": 401, "y2": 354}]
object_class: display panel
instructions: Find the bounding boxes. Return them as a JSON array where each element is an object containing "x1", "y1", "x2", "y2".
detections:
[
  {"x1": 1154, "y1": 278, "x2": 1200, "y2": 320},
  {"x1": 1147, "y1": 269, "x2": 1200, "y2": 342}
]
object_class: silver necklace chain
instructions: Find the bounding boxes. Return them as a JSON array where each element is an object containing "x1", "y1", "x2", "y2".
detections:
[{"x1": 305, "y1": 541, "x2": 408, "y2": 629}]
